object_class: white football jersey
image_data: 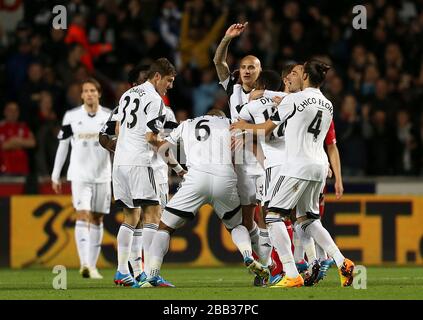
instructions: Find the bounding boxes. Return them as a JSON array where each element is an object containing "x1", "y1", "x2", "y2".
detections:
[
  {"x1": 58, "y1": 105, "x2": 112, "y2": 182},
  {"x1": 238, "y1": 92, "x2": 288, "y2": 169},
  {"x1": 220, "y1": 76, "x2": 262, "y2": 175},
  {"x1": 113, "y1": 81, "x2": 165, "y2": 167},
  {"x1": 166, "y1": 115, "x2": 235, "y2": 177},
  {"x1": 151, "y1": 106, "x2": 178, "y2": 184},
  {"x1": 271, "y1": 87, "x2": 333, "y2": 181}
]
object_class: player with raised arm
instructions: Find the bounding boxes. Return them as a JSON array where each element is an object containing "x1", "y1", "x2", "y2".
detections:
[
  {"x1": 112, "y1": 58, "x2": 177, "y2": 287},
  {"x1": 143, "y1": 109, "x2": 269, "y2": 287},
  {"x1": 231, "y1": 60, "x2": 354, "y2": 288},
  {"x1": 52, "y1": 78, "x2": 112, "y2": 279},
  {"x1": 213, "y1": 23, "x2": 270, "y2": 272},
  {"x1": 237, "y1": 69, "x2": 286, "y2": 285}
]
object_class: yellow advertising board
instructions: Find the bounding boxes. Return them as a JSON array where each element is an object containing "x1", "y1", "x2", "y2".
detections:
[{"x1": 7, "y1": 195, "x2": 423, "y2": 268}]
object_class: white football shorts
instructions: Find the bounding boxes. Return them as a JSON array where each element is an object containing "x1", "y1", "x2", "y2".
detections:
[
  {"x1": 71, "y1": 181, "x2": 111, "y2": 214},
  {"x1": 235, "y1": 165, "x2": 262, "y2": 206},
  {"x1": 267, "y1": 171, "x2": 324, "y2": 219},
  {"x1": 112, "y1": 165, "x2": 159, "y2": 208},
  {"x1": 161, "y1": 168, "x2": 242, "y2": 230}
]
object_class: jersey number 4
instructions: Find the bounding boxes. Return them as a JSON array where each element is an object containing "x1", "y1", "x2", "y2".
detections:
[
  {"x1": 121, "y1": 96, "x2": 140, "y2": 129},
  {"x1": 307, "y1": 110, "x2": 322, "y2": 140},
  {"x1": 195, "y1": 119, "x2": 210, "y2": 141}
]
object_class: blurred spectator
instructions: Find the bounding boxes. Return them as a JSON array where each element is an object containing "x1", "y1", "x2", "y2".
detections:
[
  {"x1": 157, "y1": 0, "x2": 182, "y2": 67},
  {"x1": 325, "y1": 74, "x2": 345, "y2": 110},
  {"x1": 393, "y1": 110, "x2": 420, "y2": 175},
  {"x1": 65, "y1": 14, "x2": 112, "y2": 72},
  {"x1": 192, "y1": 67, "x2": 220, "y2": 116},
  {"x1": 43, "y1": 28, "x2": 68, "y2": 67},
  {"x1": 115, "y1": 0, "x2": 147, "y2": 63},
  {"x1": 347, "y1": 45, "x2": 372, "y2": 93},
  {"x1": 88, "y1": 11, "x2": 115, "y2": 46},
  {"x1": 361, "y1": 64, "x2": 380, "y2": 97},
  {"x1": 5, "y1": 38, "x2": 33, "y2": 99},
  {"x1": 366, "y1": 109, "x2": 395, "y2": 175},
  {"x1": 335, "y1": 95, "x2": 367, "y2": 176},
  {"x1": 280, "y1": 20, "x2": 311, "y2": 62},
  {"x1": 142, "y1": 29, "x2": 172, "y2": 61},
  {"x1": 179, "y1": 2, "x2": 228, "y2": 69},
  {"x1": 56, "y1": 43, "x2": 85, "y2": 87},
  {"x1": 35, "y1": 92, "x2": 61, "y2": 178},
  {"x1": 88, "y1": 10, "x2": 116, "y2": 75},
  {"x1": 369, "y1": 78, "x2": 399, "y2": 123},
  {"x1": 19, "y1": 62, "x2": 50, "y2": 126},
  {"x1": 0, "y1": 102, "x2": 36, "y2": 175}
]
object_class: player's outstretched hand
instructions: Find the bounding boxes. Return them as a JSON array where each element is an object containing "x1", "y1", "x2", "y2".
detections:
[
  {"x1": 225, "y1": 22, "x2": 248, "y2": 39},
  {"x1": 335, "y1": 180, "x2": 344, "y2": 200},
  {"x1": 52, "y1": 181, "x2": 62, "y2": 194},
  {"x1": 230, "y1": 119, "x2": 248, "y2": 131}
]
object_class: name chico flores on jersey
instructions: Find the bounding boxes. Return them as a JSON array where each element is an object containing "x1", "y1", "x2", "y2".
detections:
[{"x1": 295, "y1": 97, "x2": 333, "y2": 114}]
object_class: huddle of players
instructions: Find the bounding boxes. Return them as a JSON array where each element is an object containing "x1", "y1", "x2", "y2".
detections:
[
  {"x1": 51, "y1": 21, "x2": 354, "y2": 288},
  {"x1": 210, "y1": 22, "x2": 354, "y2": 288}
]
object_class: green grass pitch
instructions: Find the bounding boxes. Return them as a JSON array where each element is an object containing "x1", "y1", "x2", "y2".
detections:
[{"x1": 0, "y1": 266, "x2": 422, "y2": 300}]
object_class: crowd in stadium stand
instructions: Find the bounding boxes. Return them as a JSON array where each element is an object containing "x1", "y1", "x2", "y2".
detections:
[{"x1": 0, "y1": 0, "x2": 422, "y2": 181}]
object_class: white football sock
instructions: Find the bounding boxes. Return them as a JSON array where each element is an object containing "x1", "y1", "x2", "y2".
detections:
[
  {"x1": 75, "y1": 220, "x2": 90, "y2": 268},
  {"x1": 302, "y1": 219, "x2": 345, "y2": 268},
  {"x1": 316, "y1": 242, "x2": 328, "y2": 261},
  {"x1": 258, "y1": 228, "x2": 272, "y2": 266},
  {"x1": 149, "y1": 230, "x2": 170, "y2": 278},
  {"x1": 117, "y1": 223, "x2": 134, "y2": 274},
  {"x1": 231, "y1": 225, "x2": 253, "y2": 260},
  {"x1": 129, "y1": 228, "x2": 143, "y2": 278},
  {"x1": 88, "y1": 223, "x2": 103, "y2": 269},
  {"x1": 293, "y1": 226, "x2": 305, "y2": 262},
  {"x1": 142, "y1": 223, "x2": 158, "y2": 277},
  {"x1": 266, "y1": 214, "x2": 299, "y2": 278},
  {"x1": 294, "y1": 221, "x2": 317, "y2": 263},
  {"x1": 249, "y1": 223, "x2": 260, "y2": 256}
]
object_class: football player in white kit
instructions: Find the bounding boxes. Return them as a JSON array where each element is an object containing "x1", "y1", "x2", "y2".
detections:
[
  {"x1": 52, "y1": 78, "x2": 112, "y2": 279},
  {"x1": 143, "y1": 109, "x2": 269, "y2": 287},
  {"x1": 237, "y1": 69, "x2": 286, "y2": 285},
  {"x1": 231, "y1": 60, "x2": 355, "y2": 288},
  {"x1": 214, "y1": 22, "x2": 270, "y2": 272},
  {"x1": 112, "y1": 58, "x2": 179, "y2": 287},
  {"x1": 99, "y1": 64, "x2": 149, "y2": 282}
]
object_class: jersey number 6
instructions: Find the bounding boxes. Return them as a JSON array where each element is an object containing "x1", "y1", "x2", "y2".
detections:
[{"x1": 195, "y1": 119, "x2": 211, "y2": 141}]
